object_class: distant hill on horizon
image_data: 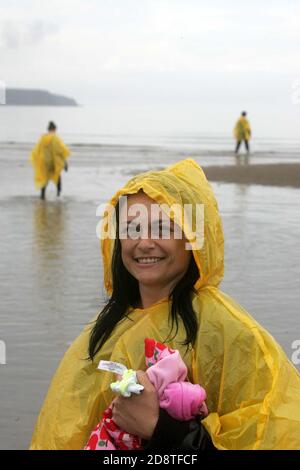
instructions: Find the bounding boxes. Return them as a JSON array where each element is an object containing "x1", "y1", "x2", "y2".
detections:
[{"x1": 5, "y1": 88, "x2": 78, "y2": 106}]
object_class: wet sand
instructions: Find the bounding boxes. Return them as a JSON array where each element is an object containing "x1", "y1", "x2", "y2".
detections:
[{"x1": 204, "y1": 162, "x2": 300, "y2": 188}]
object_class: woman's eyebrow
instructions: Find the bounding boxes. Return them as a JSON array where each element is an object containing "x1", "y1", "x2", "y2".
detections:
[
  {"x1": 119, "y1": 219, "x2": 137, "y2": 225},
  {"x1": 125, "y1": 219, "x2": 141, "y2": 225},
  {"x1": 151, "y1": 218, "x2": 172, "y2": 224},
  {"x1": 121, "y1": 218, "x2": 174, "y2": 226}
]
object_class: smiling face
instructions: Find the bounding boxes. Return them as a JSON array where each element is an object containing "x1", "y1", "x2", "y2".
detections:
[{"x1": 119, "y1": 192, "x2": 191, "y2": 305}]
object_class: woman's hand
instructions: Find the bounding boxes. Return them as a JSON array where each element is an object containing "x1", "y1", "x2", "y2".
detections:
[{"x1": 112, "y1": 371, "x2": 159, "y2": 441}]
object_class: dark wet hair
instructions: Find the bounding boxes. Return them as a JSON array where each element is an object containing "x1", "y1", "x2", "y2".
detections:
[
  {"x1": 241, "y1": 111, "x2": 247, "y2": 116},
  {"x1": 48, "y1": 121, "x2": 56, "y2": 131},
  {"x1": 88, "y1": 204, "x2": 200, "y2": 361}
]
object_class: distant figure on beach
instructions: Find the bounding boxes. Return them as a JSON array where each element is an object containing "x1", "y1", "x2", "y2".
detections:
[
  {"x1": 233, "y1": 111, "x2": 251, "y2": 154},
  {"x1": 29, "y1": 121, "x2": 70, "y2": 200}
]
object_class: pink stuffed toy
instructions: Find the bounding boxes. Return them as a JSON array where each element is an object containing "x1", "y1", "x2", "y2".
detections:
[{"x1": 84, "y1": 338, "x2": 208, "y2": 450}]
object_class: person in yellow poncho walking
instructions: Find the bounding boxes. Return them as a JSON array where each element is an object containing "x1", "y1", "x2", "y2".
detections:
[
  {"x1": 29, "y1": 121, "x2": 70, "y2": 199},
  {"x1": 30, "y1": 159, "x2": 300, "y2": 450},
  {"x1": 234, "y1": 111, "x2": 251, "y2": 154}
]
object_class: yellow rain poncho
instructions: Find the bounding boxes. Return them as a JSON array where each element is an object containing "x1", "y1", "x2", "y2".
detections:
[
  {"x1": 234, "y1": 116, "x2": 251, "y2": 141},
  {"x1": 30, "y1": 134, "x2": 70, "y2": 189},
  {"x1": 30, "y1": 158, "x2": 300, "y2": 450}
]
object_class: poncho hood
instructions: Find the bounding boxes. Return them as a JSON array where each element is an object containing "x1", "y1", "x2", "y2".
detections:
[{"x1": 102, "y1": 158, "x2": 224, "y2": 293}]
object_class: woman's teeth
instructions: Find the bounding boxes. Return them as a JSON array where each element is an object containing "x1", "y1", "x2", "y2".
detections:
[{"x1": 136, "y1": 257, "x2": 161, "y2": 264}]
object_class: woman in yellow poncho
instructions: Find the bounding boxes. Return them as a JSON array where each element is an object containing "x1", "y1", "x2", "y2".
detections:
[
  {"x1": 234, "y1": 111, "x2": 251, "y2": 154},
  {"x1": 30, "y1": 158, "x2": 300, "y2": 450},
  {"x1": 30, "y1": 121, "x2": 70, "y2": 199}
]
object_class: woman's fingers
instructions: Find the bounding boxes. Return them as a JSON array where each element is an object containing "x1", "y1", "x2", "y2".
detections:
[{"x1": 111, "y1": 370, "x2": 159, "y2": 440}]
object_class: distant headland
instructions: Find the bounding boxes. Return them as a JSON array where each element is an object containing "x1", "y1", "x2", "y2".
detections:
[{"x1": 5, "y1": 88, "x2": 78, "y2": 106}]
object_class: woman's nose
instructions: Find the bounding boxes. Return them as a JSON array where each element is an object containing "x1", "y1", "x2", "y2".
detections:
[{"x1": 136, "y1": 237, "x2": 156, "y2": 250}]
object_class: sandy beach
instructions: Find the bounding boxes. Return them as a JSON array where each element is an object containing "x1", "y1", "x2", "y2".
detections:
[
  {"x1": 125, "y1": 162, "x2": 300, "y2": 188},
  {"x1": 203, "y1": 162, "x2": 300, "y2": 188}
]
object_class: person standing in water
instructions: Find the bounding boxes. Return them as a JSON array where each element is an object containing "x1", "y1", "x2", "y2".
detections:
[
  {"x1": 30, "y1": 121, "x2": 70, "y2": 200},
  {"x1": 233, "y1": 111, "x2": 251, "y2": 154}
]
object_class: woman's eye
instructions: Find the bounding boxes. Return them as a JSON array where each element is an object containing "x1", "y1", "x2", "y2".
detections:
[
  {"x1": 153, "y1": 223, "x2": 173, "y2": 237},
  {"x1": 125, "y1": 223, "x2": 143, "y2": 239},
  {"x1": 162, "y1": 223, "x2": 173, "y2": 230}
]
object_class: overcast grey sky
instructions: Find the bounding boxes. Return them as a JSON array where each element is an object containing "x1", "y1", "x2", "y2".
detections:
[{"x1": 1, "y1": 0, "x2": 300, "y2": 136}]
